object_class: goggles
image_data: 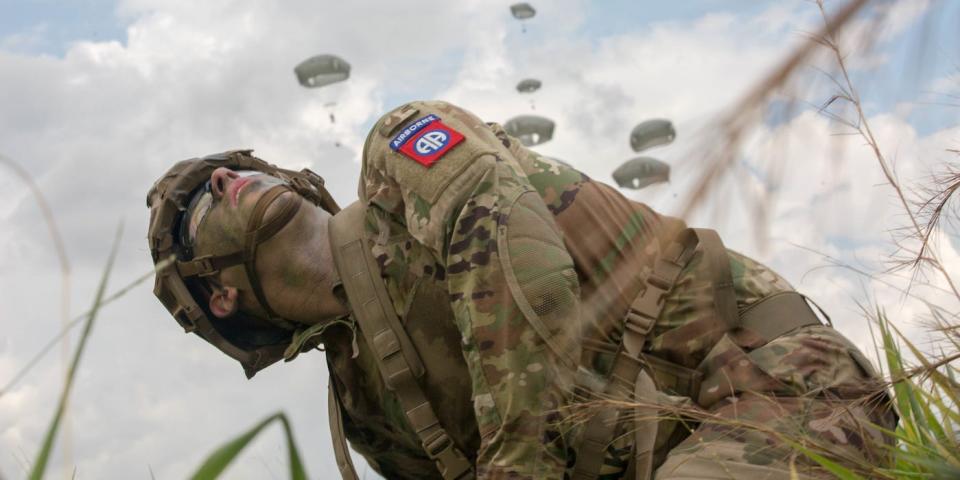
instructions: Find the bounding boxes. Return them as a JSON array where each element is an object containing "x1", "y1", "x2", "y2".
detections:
[{"x1": 179, "y1": 170, "x2": 262, "y2": 251}]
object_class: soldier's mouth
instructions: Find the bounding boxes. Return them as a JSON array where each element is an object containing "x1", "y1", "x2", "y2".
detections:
[{"x1": 230, "y1": 177, "x2": 254, "y2": 207}]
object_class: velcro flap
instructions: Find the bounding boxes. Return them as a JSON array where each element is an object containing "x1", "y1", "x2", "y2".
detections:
[{"x1": 378, "y1": 104, "x2": 421, "y2": 137}]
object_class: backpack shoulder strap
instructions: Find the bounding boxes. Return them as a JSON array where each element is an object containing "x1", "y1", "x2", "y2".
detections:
[
  {"x1": 328, "y1": 202, "x2": 474, "y2": 480},
  {"x1": 573, "y1": 228, "x2": 718, "y2": 480},
  {"x1": 328, "y1": 369, "x2": 360, "y2": 480}
]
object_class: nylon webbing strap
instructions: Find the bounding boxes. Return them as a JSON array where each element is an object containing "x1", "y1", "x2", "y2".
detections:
[
  {"x1": 695, "y1": 228, "x2": 739, "y2": 330},
  {"x1": 329, "y1": 202, "x2": 474, "y2": 480},
  {"x1": 176, "y1": 251, "x2": 244, "y2": 278},
  {"x1": 632, "y1": 370, "x2": 658, "y2": 480},
  {"x1": 244, "y1": 184, "x2": 301, "y2": 322},
  {"x1": 571, "y1": 228, "x2": 703, "y2": 480},
  {"x1": 328, "y1": 374, "x2": 360, "y2": 480},
  {"x1": 739, "y1": 291, "x2": 823, "y2": 342}
]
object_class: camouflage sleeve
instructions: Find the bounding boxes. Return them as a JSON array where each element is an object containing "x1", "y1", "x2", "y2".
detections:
[
  {"x1": 656, "y1": 325, "x2": 895, "y2": 479},
  {"x1": 361, "y1": 101, "x2": 580, "y2": 479}
]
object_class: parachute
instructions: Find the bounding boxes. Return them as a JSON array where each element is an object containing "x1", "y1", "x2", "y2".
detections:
[
  {"x1": 510, "y1": 3, "x2": 536, "y2": 33},
  {"x1": 504, "y1": 115, "x2": 555, "y2": 147},
  {"x1": 295, "y1": 55, "x2": 349, "y2": 147},
  {"x1": 516, "y1": 78, "x2": 542, "y2": 94},
  {"x1": 612, "y1": 157, "x2": 670, "y2": 190},
  {"x1": 516, "y1": 78, "x2": 542, "y2": 110},
  {"x1": 294, "y1": 54, "x2": 351, "y2": 88},
  {"x1": 510, "y1": 3, "x2": 536, "y2": 20},
  {"x1": 629, "y1": 119, "x2": 675, "y2": 153}
]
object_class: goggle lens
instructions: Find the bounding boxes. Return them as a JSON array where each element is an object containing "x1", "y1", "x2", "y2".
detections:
[{"x1": 180, "y1": 170, "x2": 262, "y2": 248}]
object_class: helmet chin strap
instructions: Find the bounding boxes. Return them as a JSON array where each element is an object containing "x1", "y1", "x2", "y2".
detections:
[
  {"x1": 241, "y1": 184, "x2": 302, "y2": 329},
  {"x1": 177, "y1": 183, "x2": 302, "y2": 331}
]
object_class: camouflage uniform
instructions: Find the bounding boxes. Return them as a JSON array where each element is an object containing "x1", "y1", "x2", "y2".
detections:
[{"x1": 321, "y1": 101, "x2": 891, "y2": 479}]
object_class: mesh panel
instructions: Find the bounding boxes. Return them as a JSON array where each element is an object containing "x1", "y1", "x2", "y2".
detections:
[
  {"x1": 509, "y1": 240, "x2": 578, "y2": 319},
  {"x1": 505, "y1": 193, "x2": 581, "y2": 350}
]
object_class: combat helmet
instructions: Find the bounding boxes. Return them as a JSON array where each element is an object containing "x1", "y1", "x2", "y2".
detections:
[{"x1": 146, "y1": 149, "x2": 340, "y2": 378}]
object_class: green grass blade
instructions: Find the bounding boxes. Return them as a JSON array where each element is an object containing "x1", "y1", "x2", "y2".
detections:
[
  {"x1": 791, "y1": 444, "x2": 867, "y2": 480},
  {"x1": 190, "y1": 412, "x2": 307, "y2": 480},
  {"x1": 28, "y1": 223, "x2": 123, "y2": 480},
  {"x1": 888, "y1": 321, "x2": 957, "y2": 439},
  {"x1": 0, "y1": 255, "x2": 175, "y2": 399},
  {"x1": 878, "y1": 311, "x2": 925, "y2": 447}
]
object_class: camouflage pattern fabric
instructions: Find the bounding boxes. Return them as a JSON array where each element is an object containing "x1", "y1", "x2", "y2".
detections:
[{"x1": 320, "y1": 100, "x2": 891, "y2": 479}]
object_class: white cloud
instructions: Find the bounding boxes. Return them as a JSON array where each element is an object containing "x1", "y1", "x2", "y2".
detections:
[{"x1": 929, "y1": 72, "x2": 960, "y2": 94}]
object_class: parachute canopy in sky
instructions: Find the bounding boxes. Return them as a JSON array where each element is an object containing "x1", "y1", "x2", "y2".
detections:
[
  {"x1": 504, "y1": 115, "x2": 554, "y2": 146},
  {"x1": 612, "y1": 156, "x2": 670, "y2": 190},
  {"x1": 510, "y1": 3, "x2": 536, "y2": 20},
  {"x1": 516, "y1": 78, "x2": 542, "y2": 94},
  {"x1": 629, "y1": 119, "x2": 676, "y2": 152},
  {"x1": 294, "y1": 54, "x2": 351, "y2": 88}
]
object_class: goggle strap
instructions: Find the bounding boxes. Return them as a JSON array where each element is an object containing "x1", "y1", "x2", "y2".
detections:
[{"x1": 177, "y1": 251, "x2": 245, "y2": 278}]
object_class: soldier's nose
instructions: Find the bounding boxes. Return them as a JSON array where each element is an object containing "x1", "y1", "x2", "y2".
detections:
[{"x1": 210, "y1": 167, "x2": 238, "y2": 200}]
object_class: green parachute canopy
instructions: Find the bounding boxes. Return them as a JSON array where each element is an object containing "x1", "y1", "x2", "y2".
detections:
[
  {"x1": 630, "y1": 119, "x2": 676, "y2": 153},
  {"x1": 294, "y1": 54, "x2": 351, "y2": 88},
  {"x1": 510, "y1": 3, "x2": 536, "y2": 20},
  {"x1": 612, "y1": 156, "x2": 670, "y2": 190},
  {"x1": 516, "y1": 78, "x2": 542, "y2": 94},
  {"x1": 504, "y1": 115, "x2": 555, "y2": 146}
]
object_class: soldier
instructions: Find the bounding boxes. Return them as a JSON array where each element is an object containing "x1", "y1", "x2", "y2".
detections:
[{"x1": 146, "y1": 101, "x2": 893, "y2": 480}]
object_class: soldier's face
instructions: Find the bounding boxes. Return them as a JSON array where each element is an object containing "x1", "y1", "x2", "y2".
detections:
[
  {"x1": 198, "y1": 167, "x2": 288, "y2": 246},
  {"x1": 196, "y1": 168, "x2": 335, "y2": 322}
]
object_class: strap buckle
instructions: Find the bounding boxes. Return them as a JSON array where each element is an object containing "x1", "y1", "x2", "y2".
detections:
[
  {"x1": 173, "y1": 306, "x2": 197, "y2": 332},
  {"x1": 177, "y1": 255, "x2": 219, "y2": 278},
  {"x1": 299, "y1": 167, "x2": 325, "y2": 186},
  {"x1": 193, "y1": 255, "x2": 220, "y2": 278},
  {"x1": 423, "y1": 431, "x2": 473, "y2": 480}
]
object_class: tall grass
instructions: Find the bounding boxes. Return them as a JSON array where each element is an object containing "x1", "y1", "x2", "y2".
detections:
[
  {"x1": 801, "y1": 2, "x2": 960, "y2": 475},
  {"x1": 12, "y1": 230, "x2": 312, "y2": 479},
  {"x1": 0, "y1": 154, "x2": 74, "y2": 476},
  {"x1": 875, "y1": 310, "x2": 959, "y2": 479},
  {"x1": 189, "y1": 412, "x2": 308, "y2": 480},
  {"x1": 27, "y1": 224, "x2": 120, "y2": 480},
  {"x1": 595, "y1": 0, "x2": 960, "y2": 478}
]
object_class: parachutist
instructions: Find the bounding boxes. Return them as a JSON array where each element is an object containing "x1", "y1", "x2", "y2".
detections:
[{"x1": 147, "y1": 100, "x2": 894, "y2": 480}]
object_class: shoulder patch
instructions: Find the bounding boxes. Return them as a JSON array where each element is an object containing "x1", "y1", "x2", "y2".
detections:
[
  {"x1": 364, "y1": 101, "x2": 510, "y2": 205},
  {"x1": 391, "y1": 115, "x2": 465, "y2": 168}
]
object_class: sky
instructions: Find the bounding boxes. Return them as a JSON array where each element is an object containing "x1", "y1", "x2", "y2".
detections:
[{"x1": 0, "y1": 0, "x2": 958, "y2": 478}]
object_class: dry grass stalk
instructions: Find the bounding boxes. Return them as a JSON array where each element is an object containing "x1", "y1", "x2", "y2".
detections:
[
  {"x1": 0, "y1": 153, "x2": 75, "y2": 477},
  {"x1": 582, "y1": 1, "x2": 960, "y2": 478},
  {"x1": 0, "y1": 255, "x2": 176, "y2": 398},
  {"x1": 677, "y1": 0, "x2": 870, "y2": 228},
  {"x1": 27, "y1": 224, "x2": 122, "y2": 480},
  {"x1": 811, "y1": 0, "x2": 960, "y2": 302}
]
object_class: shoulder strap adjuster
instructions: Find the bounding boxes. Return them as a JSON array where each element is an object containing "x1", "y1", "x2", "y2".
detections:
[{"x1": 329, "y1": 202, "x2": 473, "y2": 480}]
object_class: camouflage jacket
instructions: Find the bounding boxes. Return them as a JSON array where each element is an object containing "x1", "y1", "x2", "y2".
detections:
[{"x1": 321, "y1": 101, "x2": 870, "y2": 479}]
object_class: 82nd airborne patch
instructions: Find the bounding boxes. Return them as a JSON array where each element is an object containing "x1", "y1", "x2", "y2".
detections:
[{"x1": 390, "y1": 114, "x2": 465, "y2": 168}]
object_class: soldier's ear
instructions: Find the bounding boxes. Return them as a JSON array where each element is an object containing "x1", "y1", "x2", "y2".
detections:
[{"x1": 209, "y1": 286, "x2": 240, "y2": 318}]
